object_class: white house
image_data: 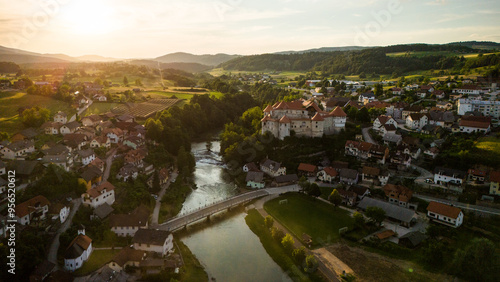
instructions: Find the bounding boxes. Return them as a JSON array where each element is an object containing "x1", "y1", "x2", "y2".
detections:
[
  {"x1": 459, "y1": 118, "x2": 491, "y2": 134},
  {"x1": 373, "y1": 115, "x2": 397, "y2": 133},
  {"x1": 389, "y1": 87, "x2": 403, "y2": 95},
  {"x1": 427, "y1": 201, "x2": 463, "y2": 228},
  {"x1": 77, "y1": 149, "x2": 96, "y2": 166},
  {"x1": 317, "y1": 167, "x2": 338, "y2": 183},
  {"x1": 54, "y1": 111, "x2": 68, "y2": 124},
  {"x1": 405, "y1": 113, "x2": 428, "y2": 130},
  {"x1": 246, "y1": 171, "x2": 265, "y2": 189},
  {"x1": 81, "y1": 181, "x2": 115, "y2": 208},
  {"x1": 452, "y1": 85, "x2": 484, "y2": 95},
  {"x1": 64, "y1": 227, "x2": 93, "y2": 271},
  {"x1": 260, "y1": 159, "x2": 286, "y2": 177},
  {"x1": 90, "y1": 136, "x2": 111, "y2": 149},
  {"x1": 358, "y1": 92, "x2": 376, "y2": 104},
  {"x1": 15, "y1": 195, "x2": 50, "y2": 225},
  {"x1": 132, "y1": 229, "x2": 174, "y2": 256},
  {"x1": 103, "y1": 128, "x2": 124, "y2": 143},
  {"x1": 109, "y1": 206, "x2": 149, "y2": 237},
  {"x1": 0, "y1": 140, "x2": 35, "y2": 160},
  {"x1": 49, "y1": 203, "x2": 70, "y2": 223},
  {"x1": 60, "y1": 121, "x2": 81, "y2": 135},
  {"x1": 433, "y1": 167, "x2": 466, "y2": 186}
]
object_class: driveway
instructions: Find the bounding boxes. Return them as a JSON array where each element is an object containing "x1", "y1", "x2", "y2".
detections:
[
  {"x1": 361, "y1": 127, "x2": 377, "y2": 144},
  {"x1": 68, "y1": 98, "x2": 93, "y2": 122},
  {"x1": 151, "y1": 171, "x2": 178, "y2": 227},
  {"x1": 102, "y1": 148, "x2": 117, "y2": 182},
  {"x1": 47, "y1": 197, "x2": 82, "y2": 268}
]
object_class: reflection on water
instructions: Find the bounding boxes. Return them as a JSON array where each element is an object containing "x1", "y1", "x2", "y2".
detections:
[{"x1": 180, "y1": 141, "x2": 291, "y2": 282}]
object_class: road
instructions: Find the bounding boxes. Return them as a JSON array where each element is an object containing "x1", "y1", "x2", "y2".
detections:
[
  {"x1": 151, "y1": 171, "x2": 178, "y2": 227},
  {"x1": 414, "y1": 194, "x2": 500, "y2": 215},
  {"x1": 102, "y1": 148, "x2": 117, "y2": 182},
  {"x1": 361, "y1": 127, "x2": 377, "y2": 144},
  {"x1": 68, "y1": 98, "x2": 93, "y2": 122},
  {"x1": 47, "y1": 198, "x2": 82, "y2": 268}
]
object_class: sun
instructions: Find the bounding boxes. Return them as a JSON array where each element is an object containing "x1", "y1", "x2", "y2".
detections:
[{"x1": 61, "y1": 1, "x2": 119, "y2": 35}]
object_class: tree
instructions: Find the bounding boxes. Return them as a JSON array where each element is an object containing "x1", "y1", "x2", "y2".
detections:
[
  {"x1": 292, "y1": 246, "x2": 306, "y2": 264},
  {"x1": 353, "y1": 212, "x2": 365, "y2": 228},
  {"x1": 264, "y1": 215, "x2": 274, "y2": 229},
  {"x1": 21, "y1": 107, "x2": 51, "y2": 127},
  {"x1": 135, "y1": 78, "x2": 143, "y2": 87},
  {"x1": 359, "y1": 72, "x2": 366, "y2": 79},
  {"x1": 271, "y1": 227, "x2": 285, "y2": 242},
  {"x1": 356, "y1": 107, "x2": 370, "y2": 123},
  {"x1": 451, "y1": 238, "x2": 499, "y2": 281},
  {"x1": 307, "y1": 183, "x2": 321, "y2": 197},
  {"x1": 374, "y1": 83, "x2": 383, "y2": 96},
  {"x1": 305, "y1": 255, "x2": 317, "y2": 270},
  {"x1": 329, "y1": 189, "x2": 342, "y2": 207},
  {"x1": 365, "y1": 206, "x2": 386, "y2": 226},
  {"x1": 123, "y1": 76, "x2": 129, "y2": 86},
  {"x1": 298, "y1": 176, "x2": 310, "y2": 193},
  {"x1": 281, "y1": 233, "x2": 295, "y2": 254}
]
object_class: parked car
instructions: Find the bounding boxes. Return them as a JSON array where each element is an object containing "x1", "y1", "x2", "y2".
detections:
[{"x1": 425, "y1": 178, "x2": 433, "y2": 184}]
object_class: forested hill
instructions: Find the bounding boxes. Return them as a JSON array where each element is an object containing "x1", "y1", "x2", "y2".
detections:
[{"x1": 220, "y1": 43, "x2": 499, "y2": 74}]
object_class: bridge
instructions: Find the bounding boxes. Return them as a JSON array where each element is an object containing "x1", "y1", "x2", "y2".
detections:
[{"x1": 157, "y1": 189, "x2": 269, "y2": 231}]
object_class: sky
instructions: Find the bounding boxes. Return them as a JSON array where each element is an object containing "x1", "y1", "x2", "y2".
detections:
[{"x1": 0, "y1": 0, "x2": 499, "y2": 58}]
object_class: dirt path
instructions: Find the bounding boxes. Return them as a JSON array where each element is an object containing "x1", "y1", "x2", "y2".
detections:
[{"x1": 312, "y1": 248, "x2": 354, "y2": 277}]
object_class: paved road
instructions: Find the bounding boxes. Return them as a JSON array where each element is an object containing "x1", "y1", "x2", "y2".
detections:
[
  {"x1": 361, "y1": 127, "x2": 377, "y2": 144},
  {"x1": 102, "y1": 148, "x2": 117, "y2": 182},
  {"x1": 151, "y1": 171, "x2": 178, "y2": 227},
  {"x1": 47, "y1": 198, "x2": 82, "y2": 268},
  {"x1": 414, "y1": 194, "x2": 500, "y2": 215},
  {"x1": 68, "y1": 98, "x2": 93, "y2": 122}
]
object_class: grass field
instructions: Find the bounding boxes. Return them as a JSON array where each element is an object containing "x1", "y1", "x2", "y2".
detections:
[
  {"x1": 176, "y1": 240, "x2": 209, "y2": 281},
  {"x1": 264, "y1": 193, "x2": 354, "y2": 247},
  {"x1": 0, "y1": 91, "x2": 75, "y2": 135},
  {"x1": 145, "y1": 90, "x2": 223, "y2": 101},
  {"x1": 475, "y1": 136, "x2": 500, "y2": 155},
  {"x1": 81, "y1": 102, "x2": 121, "y2": 116},
  {"x1": 73, "y1": 249, "x2": 120, "y2": 276}
]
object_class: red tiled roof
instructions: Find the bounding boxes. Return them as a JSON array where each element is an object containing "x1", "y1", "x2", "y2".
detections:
[
  {"x1": 15, "y1": 195, "x2": 50, "y2": 218},
  {"x1": 427, "y1": 201, "x2": 462, "y2": 219},
  {"x1": 376, "y1": 230, "x2": 396, "y2": 240},
  {"x1": 323, "y1": 167, "x2": 338, "y2": 177},
  {"x1": 330, "y1": 106, "x2": 347, "y2": 117},
  {"x1": 263, "y1": 105, "x2": 273, "y2": 112},
  {"x1": 490, "y1": 171, "x2": 500, "y2": 183},
  {"x1": 311, "y1": 113, "x2": 324, "y2": 121},
  {"x1": 459, "y1": 120, "x2": 490, "y2": 129},
  {"x1": 298, "y1": 163, "x2": 317, "y2": 173},
  {"x1": 279, "y1": 115, "x2": 291, "y2": 123}
]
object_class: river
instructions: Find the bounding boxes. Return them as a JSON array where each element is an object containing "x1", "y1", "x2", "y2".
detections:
[{"x1": 180, "y1": 141, "x2": 291, "y2": 282}]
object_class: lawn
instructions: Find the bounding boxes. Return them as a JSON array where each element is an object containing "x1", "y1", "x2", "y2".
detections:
[
  {"x1": 475, "y1": 136, "x2": 500, "y2": 154},
  {"x1": 73, "y1": 249, "x2": 120, "y2": 276},
  {"x1": 81, "y1": 102, "x2": 121, "y2": 116},
  {"x1": 145, "y1": 90, "x2": 220, "y2": 101},
  {"x1": 176, "y1": 240, "x2": 209, "y2": 282},
  {"x1": 0, "y1": 91, "x2": 75, "y2": 135},
  {"x1": 264, "y1": 193, "x2": 354, "y2": 247}
]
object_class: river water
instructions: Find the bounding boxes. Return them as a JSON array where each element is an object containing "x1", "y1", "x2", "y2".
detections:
[{"x1": 180, "y1": 141, "x2": 291, "y2": 282}]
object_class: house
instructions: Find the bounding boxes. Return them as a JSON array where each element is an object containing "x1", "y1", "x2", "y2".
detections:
[
  {"x1": 158, "y1": 168, "x2": 169, "y2": 185},
  {"x1": 357, "y1": 197, "x2": 415, "y2": 227},
  {"x1": 361, "y1": 166, "x2": 389, "y2": 186},
  {"x1": 0, "y1": 159, "x2": 5, "y2": 175},
  {"x1": 420, "y1": 85, "x2": 434, "y2": 92},
  {"x1": 260, "y1": 159, "x2": 286, "y2": 177},
  {"x1": 273, "y1": 174, "x2": 299, "y2": 187},
  {"x1": 64, "y1": 227, "x2": 92, "y2": 271},
  {"x1": 389, "y1": 87, "x2": 403, "y2": 95},
  {"x1": 428, "y1": 110, "x2": 455, "y2": 127},
  {"x1": 93, "y1": 94, "x2": 107, "y2": 102},
  {"x1": 339, "y1": 168, "x2": 359, "y2": 185},
  {"x1": 246, "y1": 171, "x2": 265, "y2": 189},
  {"x1": 41, "y1": 122, "x2": 63, "y2": 135},
  {"x1": 109, "y1": 206, "x2": 149, "y2": 237},
  {"x1": 243, "y1": 162, "x2": 260, "y2": 172},
  {"x1": 117, "y1": 114, "x2": 135, "y2": 123},
  {"x1": 29, "y1": 260, "x2": 56, "y2": 282},
  {"x1": 317, "y1": 167, "x2": 338, "y2": 183},
  {"x1": 8, "y1": 160, "x2": 43, "y2": 183},
  {"x1": 489, "y1": 171, "x2": 500, "y2": 196},
  {"x1": 297, "y1": 163, "x2": 317, "y2": 176},
  {"x1": 452, "y1": 85, "x2": 484, "y2": 95},
  {"x1": 457, "y1": 99, "x2": 500, "y2": 118},
  {"x1": 383, "y1": 133, "x2": 402, "y2": 146},
  {"x1": 123, "y1": 136, "x2": 145, "y2": 149},
  {"x1": 426, "y1": 201, "x2": 464, "y2": 228},
  {"x1": 63, "y1": 133, "x2": 88, "y2": 150},
  {"x1": 348, "y1": 185, "x2": 370, "y2": 200},
  {"x1": 107, "y1": 247, "x2": 146, "y2": 272},
  {"x1": 80, "y1": 166, "x2": 103, "y2": 189},
  {"x1": 434, "y1": 90, "x2": 445, "y2": 99},
  {"x1": 93, "y1": 203, "x2": 114, "y2": 220},
  {"x1": 1, "y1": 140, "x2": 35, "y2": 159},
  {"x1": 117, "y1": 164, "x2": 139, "y2": 181},
  {"x1": 0, "y1": 177, "x2": 5, "y2": 195},
  {"x1": 358, "y1": 92, "x2": 376, "y2": 104},
  {"x1": 434, "y1": 167, "x2": 466, "y2": 186},
  {"x1": 77, "y1": 149, "x2": 96, "y2": 166},
  {"x1": 11, "y1": 128, "x2": 39, "y2": 142},
  {"x1": 459, "y1": 116, "x2": 491, "y2": 134},
  {"x1": 402, "y1": 105, "x2": 424, "y2": 120},
  {"x1": 139, "y1": 259, "x2": 178, "y2": 275},
  {"x1": 467, "y1": 169, "x2": 487, "y2": 183},
  {"x1": 54, "y1": 111, "x2": 68, "y2": 124},
  {"x1": 423, "y1": 147, "x2": 439, "y2": 159},
  {"x1": 386, "y1": 102, "x2": 408, "y2": 119},
  {"x1": 416, "y1": 90, "x2": 427, "y2": 99},
  {"x1": 436, "y1": 101, "x2": 452, "y2": 110},
  {"x1": 132, "y1": 229, "x2": 174, "y2": 256},
  {"x1": 81, "y1": 115, "x2": 102, "y2": 127},
  {"x1": 405, "y1": 113, "x2": 428, "y2": 130},
  {"x1": 103, "y1": 128, "x2": 124, "y2": 143},
  {"x1": 96, "y1": 120, "x2": 113, "y2": 132},
  {"x1": 60, "y1": 121, "x2": 81, "y2": 135},
  {"x1": 81, "y1": 181, "x2": 115, "y2": 208},
  {"x1": 124, "y1": 149, "x2": 147, "y2": 168},
  {"x1": 373, "y1": 115, "x2": 397, "y2": 133},
  {"x1": 48, "y1": 203, "x2": 70, "y2": 223},
  {"x1": 15, "y1": 195, "x2": 50, "y2": 225},
  {"x1": 383, "y1": 184, "x2": 413, "y2": 208},
  {"x1": 90, "y1": 136, "x2": 111, "y2": 149},
  {"x1": 398, "y1": 231, "x2": 427, "y2": 248},
  {"x1": 336, "y1": 189, "x2": 357, "y2": 206}
]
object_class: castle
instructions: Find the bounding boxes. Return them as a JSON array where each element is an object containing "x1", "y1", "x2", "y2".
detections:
[{"x1": 261, "y1": 100, "x2": 347, "y2": 140}]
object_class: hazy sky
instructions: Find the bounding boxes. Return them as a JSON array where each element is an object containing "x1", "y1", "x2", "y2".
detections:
[{"x1": 1, "y1": 0, "x2": 499, "y2": 58}]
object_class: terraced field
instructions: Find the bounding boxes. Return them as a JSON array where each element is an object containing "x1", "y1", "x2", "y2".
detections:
[{"x1": 111, "y1": 98, "x2": 180, "y2": 118}]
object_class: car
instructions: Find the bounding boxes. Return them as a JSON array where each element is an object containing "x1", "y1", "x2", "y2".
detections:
[
  {"x1": 425, "y1": 179, "x2": 433, "y2": 184},
  {"x1": 151, "y1": 194, "x2": 158, "y2": 200}
]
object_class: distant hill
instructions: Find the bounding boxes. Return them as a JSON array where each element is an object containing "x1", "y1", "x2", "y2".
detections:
[
  {"x1": 447, "y1": 41, "x2": 500, "y2": 50},
  {"x1": 76, "y1": 55, "x2": 120, "y2": 62},
  {"x1": 128, "y1": 59, "x2": 212, "y2": 72},
  {"x1": 274, "y1": 46, "x2": 372, "y2": 55},
  {"x1": 154, "y1": 52, "x2": 240, "y2": 66}
]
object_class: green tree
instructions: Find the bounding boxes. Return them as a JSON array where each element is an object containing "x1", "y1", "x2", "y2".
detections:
[
  {"x1": 451, "y1": 238, "x2": 499, "y2": 281},
  {"x1": 307, "y1": 183, "x2": 321, "y2": 197},
  {"x1": 292, "y1": 246, "x2": 306, "y2": 264},
  {"x1": 365, "y1": 206, "x2": 386, "y2": 226},
  {"x1": 21, "y1": 107, "x2": 51, "y2": 127},
  {"x1": 356, "y1": 107, "x2": 370, "y2": 123},
  {"x1": 329, "y1": 189, "x2": 342, "y2": 207},
  {"x1": 271, "y1": 227, "x2": 285, "y2": 242},
  {"x1": 298, "y1": 176, "x2": 310, "y2": 193},
  {"x1": 353, "y1": 212, "x2": 365, "y2": 228},
  {"x1": 135, "y1": 78, "x2": 143, "y2": 87},
  {"x1": 123, "y1": 76, "x2": 129, "y2": 86},
  {"x1": 305, "y1": 255, "x2": 317, "y2": 269},
  {"x1": 359, "y1": 72, "x2": 366, "y2": 79},
  {"x1": 374, "y1": 83, "x2": 383, "y2": 96},
  {"x1": 264, "y1": 215, "x2": 274, "y2": 229},
  {"x1": 281, "y1": 234, "x2": 295, "y2": 254}
]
